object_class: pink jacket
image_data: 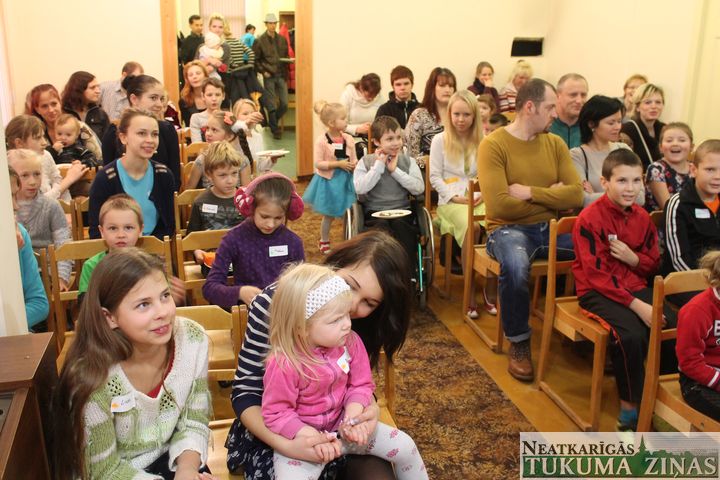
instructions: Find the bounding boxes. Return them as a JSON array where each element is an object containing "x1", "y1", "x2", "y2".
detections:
[
  {"x1": 262, "y1": 332, "x2": 374, "y2": 439},
  {"x1": 313, "y1": 132, "x2": 357, "y2": 179}
]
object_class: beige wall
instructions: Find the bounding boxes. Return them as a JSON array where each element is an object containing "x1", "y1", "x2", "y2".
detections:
[
  {"x1": 3, "y1": 0, "x2": 164, "y2": 116},
  {"x1": 312, "y1": 0, "x2": 707, "y2": 139},
  {"x1": 0, "y1": 110, "x2": 28, "y2": 336},
  {"x1": 177, "y1": 0, "x2": 200, "y2": 37}
]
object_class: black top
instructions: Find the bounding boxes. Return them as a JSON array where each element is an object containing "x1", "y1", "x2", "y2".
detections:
[{"x1": 621, "y1": 117, "x2": 665, "y2": 170}]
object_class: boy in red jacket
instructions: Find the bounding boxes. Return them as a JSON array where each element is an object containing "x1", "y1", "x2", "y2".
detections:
[
  {"x1": 676, "y1": 250, "x2": 720, "y2": 421},
  {"x1": 573, "y1": 149, "x2": 677, "y2": 431}
]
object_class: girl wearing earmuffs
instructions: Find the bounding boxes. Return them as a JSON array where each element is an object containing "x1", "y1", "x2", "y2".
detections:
[{"x1": 202, "y1": 172, "x2": 305, "y2": 307}]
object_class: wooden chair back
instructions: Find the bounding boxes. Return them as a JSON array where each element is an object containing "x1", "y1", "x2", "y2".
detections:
[
  {"x1": 183, "y1": 142, "x2": 208, "y2": 166},
  {"x1": 182, "y1": 161, "x2": 197, "y2": 192},
  {"x1": 74, "y1": 197, "x2": 90, "y2": 240},
  {"x1": 59, "y1": 200, "x2": 79, "y2": 241},
  {"x1": 175, "y1": 230, "x2": 230, "y2": 304},
  {"x1": 49, "y1": 236, "x2": 173, "y2": 350},
  {"x1": 650, "y1": 210, "x2": 663, "y2": 229},
  {"x1": 176, "y1": 304, "x2": 246, "y2": 384},
  {"x1": 174, "y1": 189, "x2": 205, "y2": 235},
  {"x1": 637, "y1": 271, "x2": 719, "y2": 432}
]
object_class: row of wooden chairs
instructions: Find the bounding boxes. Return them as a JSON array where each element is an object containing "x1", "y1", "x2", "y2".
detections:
[{"x1": 451, "y1": 177, "x2": 717, "y2": 432}]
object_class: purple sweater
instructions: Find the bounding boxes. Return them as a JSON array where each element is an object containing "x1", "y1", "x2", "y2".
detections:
[
  {"x1": 262, "y1": 332, "x2": 374, "y2": 439},
  {"x1": 202, "y1": 219, "x2": 304, "y2": 307}
]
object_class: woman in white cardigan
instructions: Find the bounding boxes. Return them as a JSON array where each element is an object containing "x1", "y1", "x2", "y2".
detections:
[{"x1": 429, "y1": 90, "x2": 495, "y2": 317}]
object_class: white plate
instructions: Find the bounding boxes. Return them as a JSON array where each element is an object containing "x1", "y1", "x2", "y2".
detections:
[
  {"x1": 256, "y1": 149, "x2": 290, "y2": 157},
  {"x1": 371, "y1": 209, "x2": 412, "y2": 219}
]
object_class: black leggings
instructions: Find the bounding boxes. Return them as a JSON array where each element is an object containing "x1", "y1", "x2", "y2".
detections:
[{"x1": 679, "y1": 372, "x2": 720, "y2": 422}]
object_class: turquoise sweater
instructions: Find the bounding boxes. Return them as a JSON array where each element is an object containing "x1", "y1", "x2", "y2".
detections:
[{"x1": 18, "y1": 224, "x2": 49, "y2": 328}]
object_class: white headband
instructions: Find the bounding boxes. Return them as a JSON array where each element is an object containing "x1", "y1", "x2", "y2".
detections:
[{"x1": 305, "y1": 276, "x2": 350, "y2": 319}]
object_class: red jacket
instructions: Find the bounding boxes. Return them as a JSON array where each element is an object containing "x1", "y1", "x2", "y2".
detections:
[
  {"x1": 573, "y1": 194, "x2": 659, "y2": 306},
  {"x1": 677, "y1": 288, "x2": 720, "y2": 390}
]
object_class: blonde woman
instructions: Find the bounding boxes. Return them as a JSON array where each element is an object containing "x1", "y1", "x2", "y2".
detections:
[
  {"x1": 620, "y1": 83, "x2": 666, "y2": 169},
  {"x1": 429, "y1": 90, "x2": 495, "y2": 316},
  {"x1": 498, "y1": 60, "x2": 533, "y2": 113}
]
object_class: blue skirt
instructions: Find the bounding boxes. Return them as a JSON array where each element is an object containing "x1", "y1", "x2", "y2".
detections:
[{"x1": 303, "y1": 169, "x2": 356, "y2": 218}]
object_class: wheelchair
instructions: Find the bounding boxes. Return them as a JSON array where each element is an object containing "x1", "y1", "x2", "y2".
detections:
[{"x1": 343, "y1": 196, "x2": 435, "y2": 308}]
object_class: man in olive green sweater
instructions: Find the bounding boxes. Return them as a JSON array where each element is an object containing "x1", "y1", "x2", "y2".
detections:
[{"x1": 478, "y1": 78, "x2": 583, "y2": 382}]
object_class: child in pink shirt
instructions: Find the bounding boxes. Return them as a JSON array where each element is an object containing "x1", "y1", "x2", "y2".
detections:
[{"x1": 262, "y1": 264, "x2": 427, "y2": 480}]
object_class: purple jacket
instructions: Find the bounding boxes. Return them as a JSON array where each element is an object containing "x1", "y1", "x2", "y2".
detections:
[
  {"x1": 202, "y1": 219, "x2": 304, "y2": 307},
  {"x1": 262, "y1": 332, "x2": 375, "y2": 439}
]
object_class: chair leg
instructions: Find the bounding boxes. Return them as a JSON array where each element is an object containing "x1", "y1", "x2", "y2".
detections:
[
  {"x1": 536, "y1": 302, "x2": 556, "y2": 383},
  {"x1": 442, "y1": 234, "x2": 453, "y2": 299},
  {"x1": 589, "y1": 334, "x2": 608, "y2": 432},
  {"x1": 531, "y1": 276, "x2": 544, "y2": 321},
  {"x1": 494, "y1": 292, "x2": 504, "y2": 353}
]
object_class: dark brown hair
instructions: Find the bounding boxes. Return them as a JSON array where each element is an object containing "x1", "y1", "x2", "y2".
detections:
[
  {"x1": 370, "y1": 115, "x2": 401, "y2": 142},
  {"x1": 324, "y1": 230, "x2": 411, "y2": 367},
  {"x1": 421, "y1": 67, "x2": 457, "y2": 121},
  {"x1": 351, "y1": 73, "x2": 381, "y2": 99},
  {"x1": 515, "y1": 78, "x2": 555, "y2": 114},
  {"x1": 61, "y1": 71, "x2": 97, "y2": 112},
  {"x1": 601, "y1": 148, "x2": 643, "y2": 179},
  {"x1": 390, "y1": 65, "x2": 414, "y2": 85}
]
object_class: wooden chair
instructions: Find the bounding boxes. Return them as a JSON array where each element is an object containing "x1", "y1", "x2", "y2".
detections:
[
  {"x1": 58, "y1": 200, "x2": 79, "y2": 241},
  {"x1": 34, "y1": 248, "x2": 53, "y2": 329},
  {"x1": 49, "y1": 236, "x2": 173, "y2": 351},
  {"x1": 182, "y1": 161, "x2": 197, "y2": 192},
  {"x1": 650, "y1": 210, "x2": 663, "y2": 229},
  {"x1": 74, "y1": 197, "x2": 90, "y2": 240},
  {"x1": 637, "y1": 271, "x2": 720, "y2": 432},
  {"x1": 462, "y1": 180, "x2": 547, "y2": 353},
  {"x1": 536, "y1": 217, "x2": 610, "y2": 431},
  {"x1": 183, "y1": 141, "x2": 208, "y2": 167},
  {"x1": 175, "y1": 230, "x2": 230, "y2": 305},
  {"x1": 174, "y1": 189, "x2": 205, "y2": 235}
]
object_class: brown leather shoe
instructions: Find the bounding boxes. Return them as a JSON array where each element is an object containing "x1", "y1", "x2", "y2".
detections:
[{"x1": 508, "y1": 340, "x2": 534, "y2": 382}]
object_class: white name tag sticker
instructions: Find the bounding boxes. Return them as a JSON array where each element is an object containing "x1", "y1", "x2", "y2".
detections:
[
  {"x1": 110, "y1": 393, "x2": 135, "y2": 413},
  {"x1": 695, "y1": 208, "x2": 711, "y2": 219},
  {"x1": 337, "y1": 347, "x2": 351, "y2": 374},
  {"x1": 269, "y1": 245, "x2": 288, "y2": 257},
  {"x1": 332, "y1": 142, "x2": 344, "y2": 150},
  {"x1": 202, "y1": 203, "x2": 219, "y2": 214}
]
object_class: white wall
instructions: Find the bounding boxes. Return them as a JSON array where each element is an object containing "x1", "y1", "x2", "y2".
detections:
[
  {"x1": 177, "y1": 0, "x2": 200, "y2": 37},
  {"x1": 3, "y1": 0, "x2": 164, "y2": 117},
  {"x1": 312, "y1": 0, "x2": 707, "y2": 138},
  {"x1": 0, "y1": 109, "x2": 28, "y2": 336}
]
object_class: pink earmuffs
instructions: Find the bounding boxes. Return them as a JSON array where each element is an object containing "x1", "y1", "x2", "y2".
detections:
[{"x1": 234, "y1": 172, "x2": 304, "y2": 221}]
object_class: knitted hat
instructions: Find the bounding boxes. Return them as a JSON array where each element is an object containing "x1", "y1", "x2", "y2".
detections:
[
  {"x1": 204, "y1": 31, "x2": 221, "y2": 48},
  {"x1": 234, "y1": 172, "x2": 304, "y2": 220}
]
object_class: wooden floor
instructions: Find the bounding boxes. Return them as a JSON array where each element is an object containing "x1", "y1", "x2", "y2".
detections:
[{"x1": 428, "y1": 269, "x2": 623, "y2": 432}]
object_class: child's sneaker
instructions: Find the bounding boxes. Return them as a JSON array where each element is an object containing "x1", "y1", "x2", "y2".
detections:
[
  {"x1": 616, "y1": 408, "x2": 638, "y2": 432},
  {"x1": 318, "y1": 241, "x2": 332, "y2": 255}
]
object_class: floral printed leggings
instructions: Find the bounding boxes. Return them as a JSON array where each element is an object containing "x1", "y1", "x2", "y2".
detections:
[{"x1": 273, "y1": 422, "x2": 428, "y2": 480}]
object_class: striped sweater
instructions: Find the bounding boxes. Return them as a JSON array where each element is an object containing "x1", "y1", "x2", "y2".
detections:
[{"x1": 83, "y1": 317, "x2": 210, "y2": 479}]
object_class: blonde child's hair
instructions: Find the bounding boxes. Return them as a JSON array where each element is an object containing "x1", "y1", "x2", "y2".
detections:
[
  {"x1": 203, "y1": 140, "x2": 244, "y2": 175},
  {"x1": 99, "y1": 194, "x2": 143, "y2": 229},
  {"x1": 444, "y1": 90, "x2": 483, "y2": 170},
  {"x1": 700, "y1": 250, "x2": 720, "y2": 288},
  {"x1": 5, "y1": 114, "x2": 44, "y2": 149},
  {"x1": 313, "y1": 100, "x2": 346, "y2": 128},
  {"x1": 208, "y1": 12, "x2": 232, "y2": 38},
  {"x1": 233, "y1": 98, "x2": 258, "y2": 117},
  {"x1": 56, "y1": 113, "x2": 81, "y2": 134},
  {"x1": 692, "y1": 139, "x2": 720, "y2": 167},
  {"x1": 268, "y1": 263, "x2": 352, "y2": 379},
  {"x1": 7, "y1": 148, "x2": 42, "y2": 170}
]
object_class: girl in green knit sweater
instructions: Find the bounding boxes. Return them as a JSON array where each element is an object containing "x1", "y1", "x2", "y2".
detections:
[{"x1": 53, "y1": 249, "x2": 214, "y2": 479}]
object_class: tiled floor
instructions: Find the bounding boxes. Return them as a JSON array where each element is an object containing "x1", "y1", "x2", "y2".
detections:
[{"x1": 260, "y1": 124, "x2": 296, "y2": 179}]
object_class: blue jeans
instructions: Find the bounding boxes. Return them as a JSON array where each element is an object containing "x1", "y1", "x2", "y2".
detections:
[
  {"x1": 263, "y1": 74, "x2": 288, "y2": 133},
  {"x1": 486, "y1": 222, "x2": 574, "y2": 343}
]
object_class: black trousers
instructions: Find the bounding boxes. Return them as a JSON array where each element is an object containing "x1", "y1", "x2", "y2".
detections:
[
  {"x1": 579, "y1": 287, "x2": 678, "y2": 403},
  {"x1": 680, "y1": 372, "x2": 720, "y2": 422},
  {"x1": 364, "y1": 211, "x2": 419, "y2": 278}
]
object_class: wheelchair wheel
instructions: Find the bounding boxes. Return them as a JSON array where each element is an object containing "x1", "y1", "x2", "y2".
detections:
[{"x1": 343, "y1": 203, "x2": 363, "y2": 240}]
